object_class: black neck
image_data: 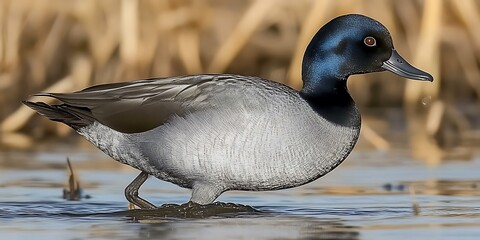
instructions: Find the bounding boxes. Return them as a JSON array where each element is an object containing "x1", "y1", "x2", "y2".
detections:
[{"x1": 300, "y1": 76, "x2": 360, "y2": 128}]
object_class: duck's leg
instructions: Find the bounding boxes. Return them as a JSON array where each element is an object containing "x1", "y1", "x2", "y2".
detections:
[
  {"x1": 125, "y1": 171, "x2": 156, "y2": 209},
  {"x1": 190, "y1": 183, "x2": 224, "y2": 205}
]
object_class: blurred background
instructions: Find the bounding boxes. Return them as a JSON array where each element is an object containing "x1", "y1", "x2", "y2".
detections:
[{"x1": 0, "y1": 0, "x2": 478, "y2": 164}]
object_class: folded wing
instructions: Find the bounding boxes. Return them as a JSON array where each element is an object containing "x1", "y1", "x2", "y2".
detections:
[{"x1": 27, "y1": 74, "x2": 257, "y2": 133}]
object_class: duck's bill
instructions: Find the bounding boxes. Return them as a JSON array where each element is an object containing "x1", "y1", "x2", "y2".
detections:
[{"x1": 382, "y1": 49, "x2": 433, "y2": 82}]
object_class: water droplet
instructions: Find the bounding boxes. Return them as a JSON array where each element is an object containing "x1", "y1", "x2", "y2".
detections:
[{"x1": 421, "y1": 96, "x2": 431, "y2": 106}]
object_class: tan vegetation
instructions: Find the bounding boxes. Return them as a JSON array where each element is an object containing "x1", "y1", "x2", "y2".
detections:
[{"x1": 0, "y1": 0, "x2": 478, "y2": 162}]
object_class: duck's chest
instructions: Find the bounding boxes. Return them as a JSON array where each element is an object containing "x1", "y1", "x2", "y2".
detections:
[
  {"x1": 263, "y1": 112, "x2": 360, "y2": 188},
  {"x1": 301, "y1": 120, "x2": 360, "y2": 177}
]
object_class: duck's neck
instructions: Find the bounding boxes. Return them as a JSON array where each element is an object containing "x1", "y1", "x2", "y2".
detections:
[{"x1": 300, "y1": 62, "x2": 361, "y2": 128}]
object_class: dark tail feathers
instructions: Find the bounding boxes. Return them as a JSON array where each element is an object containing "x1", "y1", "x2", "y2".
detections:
[{"x1": 23, "y1": 101, "x2": 94, "y2": 130}]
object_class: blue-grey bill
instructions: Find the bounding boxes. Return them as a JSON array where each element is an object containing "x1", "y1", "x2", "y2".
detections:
[{"x1": 382, "y1": 49, "x2": 433, "y2": 82}]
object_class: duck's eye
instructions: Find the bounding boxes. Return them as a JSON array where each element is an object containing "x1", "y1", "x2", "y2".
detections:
[{"x1": 364, "y1": 36, "x2": 376, "y2": 47}]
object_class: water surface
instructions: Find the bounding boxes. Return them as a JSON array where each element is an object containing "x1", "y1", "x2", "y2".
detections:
[{"x1": 0, "y1": 146, "x2": 479, "y2": 240}]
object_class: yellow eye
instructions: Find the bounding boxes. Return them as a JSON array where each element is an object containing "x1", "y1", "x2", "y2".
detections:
[{"x1": 364, "y1": 36, "x2": 376, "y2": 47}]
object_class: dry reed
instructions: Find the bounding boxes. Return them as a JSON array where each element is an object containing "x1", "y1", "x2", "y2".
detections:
[{"x1": 0, "y1": 0, "x2": 477, "y2": 161}]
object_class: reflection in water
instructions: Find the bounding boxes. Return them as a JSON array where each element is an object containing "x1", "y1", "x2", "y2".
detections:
[
  {"x1": 0, "y1": 201, "x2": 360, "y2": 240},
  {"x1": 105, "y1": 203, "x2": 359, "y2": 240},
  {"x1": 133, "y1": 216, "x2": 359, "y2": 240}
]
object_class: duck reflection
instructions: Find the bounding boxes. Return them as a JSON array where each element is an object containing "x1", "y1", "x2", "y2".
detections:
[
  {"x1": 134, "y1": 215, "x2": 358, "y2": 240},
  {"x1": 113, "y1": 202, "x2": 359, "y2": 240}
]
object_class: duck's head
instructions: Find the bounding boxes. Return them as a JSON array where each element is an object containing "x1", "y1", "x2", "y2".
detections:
[{"x1": 301, "y1": 14, "x2": 432, "y2": 97}]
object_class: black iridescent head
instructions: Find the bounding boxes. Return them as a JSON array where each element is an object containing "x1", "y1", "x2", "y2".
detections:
[{"x1": 301, "y1": 14, "x2": 433, "y2": 97}]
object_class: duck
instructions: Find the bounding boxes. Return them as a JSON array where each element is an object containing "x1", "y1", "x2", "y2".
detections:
[{"x1": 24, "y1": 14, "x2": 432, "y2": 208}]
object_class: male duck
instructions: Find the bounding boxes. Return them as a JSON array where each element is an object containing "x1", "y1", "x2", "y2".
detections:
[{"x1": 25, "y1": 14, "x2": 432, "y2": 208}]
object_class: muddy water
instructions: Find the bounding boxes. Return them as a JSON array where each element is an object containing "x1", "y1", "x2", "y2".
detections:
[{"x1": 0, "y1": 146, "x2": 479, "y2": 240}]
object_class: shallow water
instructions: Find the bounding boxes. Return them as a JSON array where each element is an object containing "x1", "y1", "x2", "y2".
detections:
[{"x1": 0, "y1": 146, "x2": 479, "y2": 240}]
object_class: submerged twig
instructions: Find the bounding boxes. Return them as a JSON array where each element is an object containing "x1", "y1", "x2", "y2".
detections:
[
  {"x1": 409, "y1": 185, "x2": 421, "y2": 216},
  {"x1": 63, "y1": 157, "x2": 82, "y2": 201}
]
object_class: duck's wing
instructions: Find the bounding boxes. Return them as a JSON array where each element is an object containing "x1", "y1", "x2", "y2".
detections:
[{"x1": 28, "y1": 74, "x2": 268, "y2": 133}]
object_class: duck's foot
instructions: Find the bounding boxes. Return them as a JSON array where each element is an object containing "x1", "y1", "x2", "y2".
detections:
[{"x1": 125, "y1": 171, "x2": 157, "y2": 209}]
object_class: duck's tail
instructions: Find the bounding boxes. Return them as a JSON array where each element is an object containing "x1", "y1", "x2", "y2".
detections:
[{"x1": 23, "y1": 101, "x2": 94, "y2": 130}]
